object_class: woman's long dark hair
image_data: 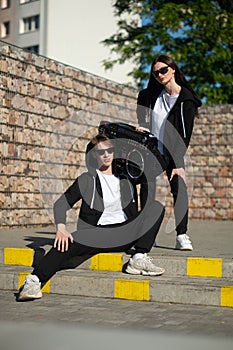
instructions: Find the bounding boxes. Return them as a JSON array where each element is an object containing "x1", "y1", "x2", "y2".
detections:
[{"x1": 147, "y1": 54, "x2": 201, "y2": 105}]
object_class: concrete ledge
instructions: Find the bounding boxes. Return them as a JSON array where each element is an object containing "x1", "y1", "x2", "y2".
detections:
[
  {"x1": 1, "y1": 247, "x2": 233, "y2": 278},
  {"x1": 1, "y1": 266, "x2": 232, "y2": 308}
]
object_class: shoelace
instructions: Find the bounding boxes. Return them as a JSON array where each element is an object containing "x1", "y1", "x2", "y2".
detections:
[{"x1": 143, "y1": 254, "x2": 153, "y2": 264}]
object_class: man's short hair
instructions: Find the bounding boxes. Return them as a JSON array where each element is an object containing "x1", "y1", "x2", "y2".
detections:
[{"x1": 90, "y1": 134, "x2": 112, "y2": 149}]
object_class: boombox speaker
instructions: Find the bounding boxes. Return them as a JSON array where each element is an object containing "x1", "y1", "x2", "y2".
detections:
[{"x1": 98, "y1": 121, "x2": 166, "y2": 181}]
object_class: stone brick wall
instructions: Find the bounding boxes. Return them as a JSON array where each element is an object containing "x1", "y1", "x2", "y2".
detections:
[
  {"x1": 0, "y1": 42, "x2": 232, "y2": 228},
  {"x1": 189, "y1": 105, "x2": 233, "y2": 220}
]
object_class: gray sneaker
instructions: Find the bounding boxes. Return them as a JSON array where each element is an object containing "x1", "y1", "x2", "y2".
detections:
[
  {"x1": 125, "y1": 254, "x2": 165, "y2": 276},
  {"x1": 18, "y1": 274, "x2": 42, "y2": 301}
]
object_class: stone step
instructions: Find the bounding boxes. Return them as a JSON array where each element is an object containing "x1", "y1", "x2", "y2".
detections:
[
  {"x1": 1, "y1": 265, "x2": 233, "y2": 308},
  {"x1": 1, "y1": 247, "x2": 233, "y2": 278}
]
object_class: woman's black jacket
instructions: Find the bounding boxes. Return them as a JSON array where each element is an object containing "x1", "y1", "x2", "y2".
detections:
[{"x1": 137, "y1": 86, "x2": 201, "y2": 168}]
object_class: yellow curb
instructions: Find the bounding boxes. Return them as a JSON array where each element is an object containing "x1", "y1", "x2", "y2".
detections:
[
  {"x1": 221, "y1": 286, "x2": 233, "y2": 307},
  {"x1": 4, "y1": 248, "x2": 34, "y2": 267},
  {"x1": 18, "y1": 272, "x2": 50, "y2": 293},
  {"x1": 187, "y1": 257, "x2": 222, "y2": 277},
  {"x1": 90, "y1": 253, "x2": 123, "y2": 272},
  {"x1": 114, "y1": 279, "x2": 150, "y2": 301}
]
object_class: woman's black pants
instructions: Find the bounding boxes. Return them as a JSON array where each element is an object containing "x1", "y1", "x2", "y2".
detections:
[{"x1": 140, "y1": 165, "x2": 188, "y2": 235}]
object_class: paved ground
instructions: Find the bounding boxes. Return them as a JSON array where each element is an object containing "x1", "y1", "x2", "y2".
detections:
[
  {"x1": 1, "y1": 290, "x2": 233, "y2": 335},
  {"x1": 0, "y1": 290, "x2": 233, "y2": 350},
  {"x1": 0, "y1": 220, "x2": 232, "y2": 350}
]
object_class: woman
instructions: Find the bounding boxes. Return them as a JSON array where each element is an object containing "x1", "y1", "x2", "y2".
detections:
[
  {"x1": 137, "y1": 54, "x2": 202, "y2": 250},
  {"x1": 18, "y1": 134, "x2": 165, "y2": 301}
]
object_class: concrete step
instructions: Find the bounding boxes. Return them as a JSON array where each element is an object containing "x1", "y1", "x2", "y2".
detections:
[
  {"x1": 1, "y1": 265, "x2": 233, "y2": 308},
  {"x1": 1, "y1": 247, "x2": 233, "y2": 278}
]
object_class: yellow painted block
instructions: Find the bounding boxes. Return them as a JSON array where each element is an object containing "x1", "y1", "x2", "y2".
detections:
[
  {"x1": 90, "y1": 253, "x2": 123, "y2": 272},
  {"x1": 114, "y1": 279, "x2": 150, "y2": 301},
  {"x1": 187, "y1": 257, "x2": 222, "y2": 277},
  {"x1": 4, "y1": 248, "x2": 33, "y2": 266},
  {"x1": 18, "y1": 272, "x2": 31, "y2": 290},
  {"x1": 221, "y1": 286, "x2": 233, "y2": 307},
  {"x1": 41, "y1": 280, "x2": 50, "y2": 293},
  {"x1": 18, "y1": 272, "x2": 50, "y2": 293}
]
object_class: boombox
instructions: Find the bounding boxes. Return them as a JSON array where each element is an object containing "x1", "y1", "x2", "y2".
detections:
[{"x1": 98, "y1": 121, "x2": 166, "y2": 181}]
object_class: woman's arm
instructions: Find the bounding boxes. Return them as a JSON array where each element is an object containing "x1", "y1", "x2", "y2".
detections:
[
  {"x1": 181, "y1": 100, "x2": 196, "y2": 148},
  {"x1": 136, "y1": 89, "x2": 150, "y2": 129},
  {"x1": 165, "y1": 100, "x2": 197, "y2": 168}
]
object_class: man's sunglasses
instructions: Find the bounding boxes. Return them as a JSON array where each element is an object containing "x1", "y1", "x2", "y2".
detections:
[
  {"x1": 152, "y1": 66, "x2": 169, "y2": 78},
  {"x1": 94, "y1": 147, "x2": 114, "y2": 156}
]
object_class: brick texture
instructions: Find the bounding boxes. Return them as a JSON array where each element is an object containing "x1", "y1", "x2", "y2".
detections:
[{"x1": 0, "y1": 42, "x2": 232, "y2": 228}]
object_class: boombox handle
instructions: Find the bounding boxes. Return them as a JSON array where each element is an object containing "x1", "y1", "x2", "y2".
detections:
[{"x1": 99, "y1": 120, "x2": 152, "y2": 136}]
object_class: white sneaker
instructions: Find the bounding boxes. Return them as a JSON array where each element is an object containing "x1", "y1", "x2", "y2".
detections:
[
  {"x1": 125, "y1": 253, "x2": 165, "y2": 276},
  {"x1": 176, "y1": 234, "x2": 193, "y2": 251},
  {"x1": 18, "y1": 274, "x2": 42, "y2": 301}
]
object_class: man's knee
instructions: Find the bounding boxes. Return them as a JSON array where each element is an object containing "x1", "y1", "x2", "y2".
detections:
[{"x1": 143, "y1": 200, "x2": 165, "y2": 222}]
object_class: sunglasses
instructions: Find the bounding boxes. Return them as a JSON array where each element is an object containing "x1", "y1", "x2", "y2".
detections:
[
  {"x1": 94, "y1": 147, "x2": 114, "y2": 156},
  {"x1": 152, "y1": 66, "x2": 169, "y2": 78}
]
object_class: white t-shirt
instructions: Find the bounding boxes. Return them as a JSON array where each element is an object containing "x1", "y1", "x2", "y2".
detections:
[
  {"x1": 96, "y1": 170, "x2": 127, "y2": 225},
  {"x1": 151, "y1": 89, "x2": 179, "y2": 154}
]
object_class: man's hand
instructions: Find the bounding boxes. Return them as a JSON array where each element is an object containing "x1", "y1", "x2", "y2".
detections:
[
  {"x1": 54, "y1": 224, "x2": 74, "y2": 252},
  {"x1": 170, "y1": 168, "x2": 187, "y2": 185}
]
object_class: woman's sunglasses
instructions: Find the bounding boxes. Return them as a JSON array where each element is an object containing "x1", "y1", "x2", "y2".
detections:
[
  {"x1": 152, "y1": 66, "x2": 169, "y2": 78},
  {"x1": 94, "y1": 147, "x2": 114, "y2": 156}
]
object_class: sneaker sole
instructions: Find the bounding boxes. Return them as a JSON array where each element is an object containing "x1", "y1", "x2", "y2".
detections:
[
  {"x1": 18, "y1": 292, "x2": 42, "y2": 301},
  {"x1": 176, "y1": 246, "x2": 193, "y2": 251},
  {"x1": 125, "y1": 266, "x2": 165, "y2": 276}
]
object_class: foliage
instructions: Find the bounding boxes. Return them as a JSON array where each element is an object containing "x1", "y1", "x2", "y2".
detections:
[{"x1": 102, "y1": 0, "x2": 233, "y2": 104}]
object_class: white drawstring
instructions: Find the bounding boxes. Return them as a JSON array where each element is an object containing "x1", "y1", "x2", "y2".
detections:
[
  {"x1": 180, "y1": 102, "x2": 186, "y2": 138},
  {"x1": 90, "y1": 176, "x2": 96, "y2": 209}
]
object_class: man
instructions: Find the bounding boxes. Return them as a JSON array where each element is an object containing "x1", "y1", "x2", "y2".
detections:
[{"x1": 18, "y1": 134, "x2": 165, "y2": 301}]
